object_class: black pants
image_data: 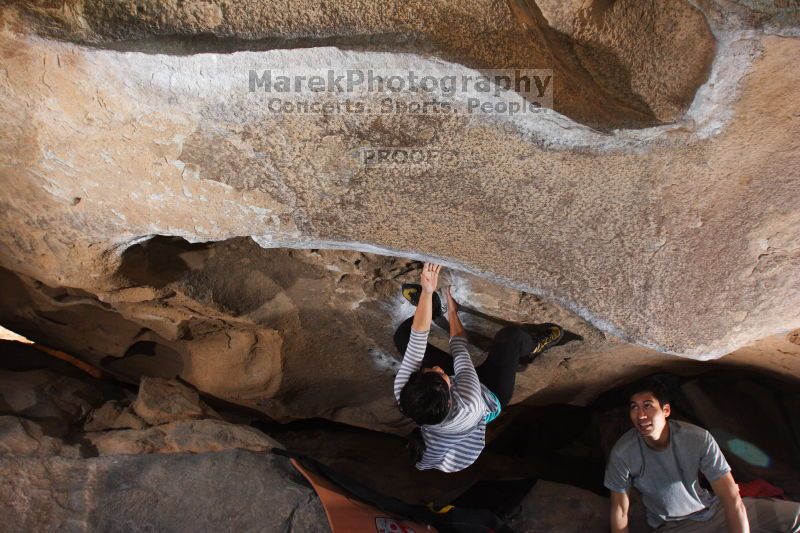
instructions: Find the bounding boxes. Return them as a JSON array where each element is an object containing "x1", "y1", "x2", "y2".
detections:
[{"x1": 393, "y1": 317, "x2": 533, "y2": 407}]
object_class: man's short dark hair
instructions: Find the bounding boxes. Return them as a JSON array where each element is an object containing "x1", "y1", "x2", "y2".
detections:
[
  {"x1": 399, "y1": 371, "x2": 451, "y2": 426},
  {"x1": 626, "y1": 376, "x2": 671, "y2": 408}
]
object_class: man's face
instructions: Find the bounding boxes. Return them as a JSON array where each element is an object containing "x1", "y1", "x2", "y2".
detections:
[{"x1": 629, "y1": 391, "x2": 670, "y2": 439}]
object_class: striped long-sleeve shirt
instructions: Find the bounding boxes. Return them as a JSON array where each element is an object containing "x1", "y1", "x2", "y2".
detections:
[{"x1": 393, "y1": 329, "x2": 498, "y2": 473}]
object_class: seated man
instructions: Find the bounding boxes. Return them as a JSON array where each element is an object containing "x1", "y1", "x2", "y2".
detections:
[
  {"x1": 605, "y1": 377, "x2": 800, "y2": 532},
  {"x1": 393, "y1": 262, "x2": 562, "y2": 473}
]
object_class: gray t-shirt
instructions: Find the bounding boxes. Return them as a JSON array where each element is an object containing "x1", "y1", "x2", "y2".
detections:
[{"x1": 604, "y1": 420, "x2": 731, "y2": 528}]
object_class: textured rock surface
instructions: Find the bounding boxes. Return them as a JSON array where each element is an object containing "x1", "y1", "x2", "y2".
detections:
[
  {"x1": 0, "y1": 360, "x2": 323, "y2": 531},
  {"x1": 87, "y1": 418, "x2": 282, "y2": 455},
  {"x1": 79, "y1": 376, "x2": 282, "y2": 455},
  {"x1": 0, "y1": 368, "x2": 115, "y2": 435},
  {"x1": 0, "y1": 450, "x2": 328, "y2": 533},
  {"x1": 0, "y1": 366, "x2": 282, "y2": 455},
  {"x1": 506, "y1": 479, "x2": 647, "y2": 533},
  {"x1": 0, "y1": 415, "x2": 81, "y2": 457},
  {"x1": 132, "y1": 376, "x2": 219, "y2": 425},
  {"x1": 84, "y1": 400, "x2": 147, "y2": 431},
  {"x1": 535, "y1": 0, "x2": 716, "y2": 122},
  {"x1": 0, "y1": 0, "x2": 798, "y2": 360},
  {"x1": 4, "y1": 0, "x2": 717, "y2": 129}
]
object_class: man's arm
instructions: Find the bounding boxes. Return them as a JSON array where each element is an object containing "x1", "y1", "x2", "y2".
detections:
[
  {"x1": 444, "y1": 289, "x2": 482, "y2": 409},
  {"x1": 446, "y1": 288, "x2": 465, "y2": 338},
  {"x1": 609, "y1": 490, "x2": 630, "y2": 533},
  {"x1": 393, "y1": 263, "x2": 441, "y2": 402},
  {"x1": 710, "y1": 473, "x2": 749, "y2": 533},
  {"x1": 411, "y1": 263, "x2": 440, "y2": 333}
]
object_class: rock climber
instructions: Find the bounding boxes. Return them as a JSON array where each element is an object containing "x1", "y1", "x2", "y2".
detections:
[{"x1": 393, "y1": 262, "x2": 563, "y2": 473}]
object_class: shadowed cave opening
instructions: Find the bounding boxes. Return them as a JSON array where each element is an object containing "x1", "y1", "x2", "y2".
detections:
[
  {"x1": 101, "y1": 340, "x2": 184, "y2": 381},
  {"x1": 117, "y1": 236, "x2": 212, "y2": 290}
]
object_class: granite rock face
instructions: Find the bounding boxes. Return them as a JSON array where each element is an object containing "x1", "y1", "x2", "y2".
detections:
[
  {"x1": 6, "y1": 0, "x2": 717, "y2": 129},
  {"x1": 0, "y1": 416, "x2": 81, "y2": 457},
  {"x1": 87, "y1": 418, "x2": 282, "y2": 456},
  {"x1": 0, "y1": 366, "x2": 283, "y2": 456},
  {"x1": 0, "y1": 362, "x2": 318, "y2": 532},
  {"x1": 131, "y1": 376, "x2": 220, "y2": 425},
  {"x1": 0, "y1": 368, "x2": 116, "y2": 435},
  {"x1": 0, "y1": 1, "x2": 798, "y2": 362},
  {"x1": 83, "y1": 400, "x2": 147, "y2": 431},
  {"x1": 0, "y1": 450, "x2": 328, "y2": 533}
]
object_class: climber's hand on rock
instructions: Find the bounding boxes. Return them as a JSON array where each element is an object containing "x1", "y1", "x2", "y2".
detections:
[
  {"x1": 445, "y1": 287, "x2": 459, "y2": 315},
  {"x1": 445, "y1": 287, "x2": 465, "y2": 338},
  {"x1": 420, "y1": 262, "x2": 441, "y2": 294}
]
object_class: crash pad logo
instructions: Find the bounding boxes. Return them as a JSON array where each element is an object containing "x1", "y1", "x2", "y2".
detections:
[{"x1": 375, "y1": 517, "x2": 416, "y2": 532}]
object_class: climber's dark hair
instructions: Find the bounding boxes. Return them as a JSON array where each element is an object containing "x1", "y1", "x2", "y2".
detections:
[
  {"x1": 626, "y1": 375, "x2": 671, "y2": 408},
  {"x1": 399, "y1": 371, "x2": 451, "y2": 426}
]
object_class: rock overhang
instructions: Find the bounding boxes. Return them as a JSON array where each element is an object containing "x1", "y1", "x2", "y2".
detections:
[{"x1": 0, "y1": 1, "x2": 799, "y2": 360}]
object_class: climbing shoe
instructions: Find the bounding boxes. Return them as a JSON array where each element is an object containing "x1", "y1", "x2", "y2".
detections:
[
  {"x1": 523, "y1": 324, "x2": 563, "y2": 363},
  {"x1": 401, "y1": 283, "x2": 447, "y2": 318}
]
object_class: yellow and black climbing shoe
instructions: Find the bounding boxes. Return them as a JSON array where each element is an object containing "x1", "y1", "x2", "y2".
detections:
[
  {"x1": 524, "y1": 324, "x2": 564, "y2": 362},
  {"x1": 401, "y1": 283, "x2": 446, "y2": 318},
  {"x1": 402, "y1": 283, "x2": 422, "y2": 306}
]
